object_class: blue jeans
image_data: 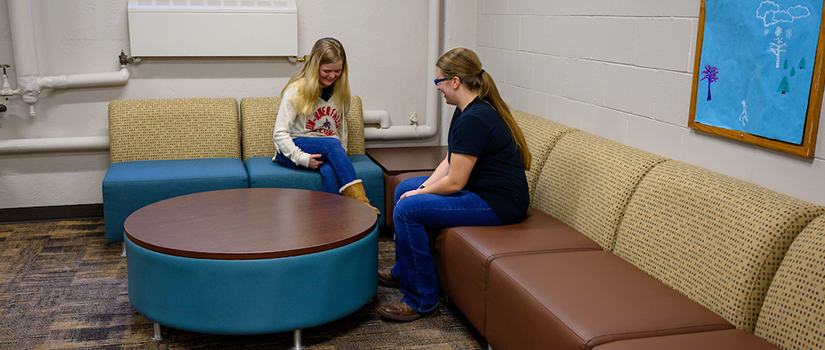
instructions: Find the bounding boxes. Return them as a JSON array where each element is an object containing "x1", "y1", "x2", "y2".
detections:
[
  {"x1": 276, "y1": 137, "x2": 358, "y2": 194},
  {"x1": 390, "y1": 176, "x2": 502, "y2": 313}
]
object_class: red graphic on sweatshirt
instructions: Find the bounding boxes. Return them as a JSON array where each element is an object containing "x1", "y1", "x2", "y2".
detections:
[{"x1": 305, "y1": 106, "x2": 341, "y2": 136}]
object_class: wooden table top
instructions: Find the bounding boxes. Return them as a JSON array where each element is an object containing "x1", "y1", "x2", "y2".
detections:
[
  {"x1": 365, "y1": 146, "x2": 448, "y2": 175},
  {"x1": 124, "y1": 188, "x2": 377, "y2": 260}
]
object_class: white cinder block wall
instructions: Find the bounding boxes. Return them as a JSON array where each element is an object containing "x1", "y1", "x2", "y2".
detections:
[
  {"x1": 477, "y1": 0, "x2": 825, "y2": 206},
  {"x1": 0, "y1": 0, "x2": 823, "y2": 210},
  {"x1": 0, "y1": 0, "x2": 482, "y2": 210}
]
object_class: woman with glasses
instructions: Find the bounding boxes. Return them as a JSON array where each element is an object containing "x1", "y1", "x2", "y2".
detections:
[
  {"x1": 378, "y1": 47, "x2": 532, "y2": 321},
  {"x1": 273, "y1": 37, "x2": 379, "y2": 214}
]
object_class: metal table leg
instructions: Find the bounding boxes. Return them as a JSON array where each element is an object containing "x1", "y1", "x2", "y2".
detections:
[
  {"x1": 152, "y1": 322, "x2": 163, "y2": 341},
  {"x1": 292, "y1": 329, "x2": 305, "y2": 350}
]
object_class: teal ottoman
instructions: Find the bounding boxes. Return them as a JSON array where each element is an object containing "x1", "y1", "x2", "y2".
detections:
[
  {"x1": 124, "y1": 188, "x2": 378, "y2": 347},
  {"x1": 102, "y1": 158, "x2": 249, "y2": 243}
]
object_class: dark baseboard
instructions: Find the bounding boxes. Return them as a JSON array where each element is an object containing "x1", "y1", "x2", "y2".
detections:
[{"x1": 0, "y1": 204, "x2": 104, "y2": 223}]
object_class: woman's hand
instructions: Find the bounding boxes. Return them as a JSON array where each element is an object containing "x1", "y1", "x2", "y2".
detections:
[
  {"x1": 397, "y1": 153, "x2": 477, "y2": 202},
  {"x1": 307, "y1": 154, "x2": 324, "y2": 169},
  {"x1": 398, "y1": 189, "x2": 422, "y2": 201}
]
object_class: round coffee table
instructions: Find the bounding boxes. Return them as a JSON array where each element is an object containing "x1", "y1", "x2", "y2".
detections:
[{"x1": 124, "y1": 188, "x2": 378, "y2": 349}]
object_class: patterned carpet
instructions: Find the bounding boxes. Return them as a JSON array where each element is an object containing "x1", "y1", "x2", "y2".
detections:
[{"x1": 0, "y1": 220, "x2": 486, "y2": 349}]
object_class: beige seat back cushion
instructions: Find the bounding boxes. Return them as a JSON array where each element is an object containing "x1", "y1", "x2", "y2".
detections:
[
  {"x1": 240, "y1": 95, "x2": 365, "y2": 161},
  {"x1": 531, "y1": 130, "x2": 667, "y2": 251},
  {"x1": 512, "y1": 110, "x2": 576, "y2": 200},
  {"x1": 755, "y1": 214, "x2": 825, "y2": 349},
  {"x1": 108, "y1": 97, "x2": 241, "y2": 163},
  {"x1": 614, "y1": 160, "x2": 825, "y2": 332}
]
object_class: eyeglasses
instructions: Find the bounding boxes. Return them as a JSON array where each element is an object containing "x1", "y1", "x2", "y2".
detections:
[{"x1": 433, "y1": 77, "x2": 449, "y2": 86}]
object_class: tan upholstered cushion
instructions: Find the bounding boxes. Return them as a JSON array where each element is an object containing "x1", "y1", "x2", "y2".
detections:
[
  {"x1": 239, "y1": 96, "x2": 279, "y2": 161},
  {"x1": 239, "y1": 95, "x2": 365, "y2": 161},
  {"x1": 346, "y1": 96, "x2": 365, "y2": 155},
  {"x1": 108, "y1": 98, "x2": 241, "y2": 163},
  {"x1": 755, "y1": 215, "x2": 825, "y2": 349},
  {"x1": 614, "y1": 160, "x2": 825, "y2": 332},
  {"x1": 512, "y1": 110, "x2": 576, "y2": 200},
  {"x1": 531, "y1": 130, "x2": 667, "y2": 250}
]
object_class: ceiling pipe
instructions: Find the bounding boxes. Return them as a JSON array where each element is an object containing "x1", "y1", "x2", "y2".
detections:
[{"x1": 363, "y1": 0, "x2": 441, "y2": 141}]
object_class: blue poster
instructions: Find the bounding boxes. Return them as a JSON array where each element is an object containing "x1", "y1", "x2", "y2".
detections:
[{"x1": 695, "y1": 0, "x2": 822, "y2": 144}]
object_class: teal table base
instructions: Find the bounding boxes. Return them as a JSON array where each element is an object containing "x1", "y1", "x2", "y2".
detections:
[{"x1": 125, "y1": 228, "x2": 378, "y2": 345}]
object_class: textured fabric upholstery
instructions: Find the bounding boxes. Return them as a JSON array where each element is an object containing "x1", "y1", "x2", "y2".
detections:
[
  {"x1": 511, "y1": 110, "x2": 575, "y2": 199},
  {"x1": 614, "y1": 160, "x2": 825, "y2": 332},
  {"x1": 108, "y1": 98, "x2": 241, "y2": 163},
  {"x1": 531, "y1": 130, "x2": 668, "y2": 251},
  {"x1": 755, "y1": 215, "x2": 825, "y2": 349},
  {"x1": 239, "y1": 96, "x2": 365, "y2": 161},
  {"x1": 104, "y1": 98, "x2": 248, "y2": 243},
  {"x1": 239, "y1": 96, "x2": 279, "y2": 161}
]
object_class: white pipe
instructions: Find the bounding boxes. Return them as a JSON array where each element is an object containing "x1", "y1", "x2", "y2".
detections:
[
  {"x1": 38, "y1": 67, "x2": 130, "y2": 89},
  {"x1": 7, "y1": 0, "x2": 38, "y2": 77},
  {"x1": 363, "y1": 110, "x2": 391, "y2": 129},
  {"x1": 364, "y1": 0, "x2": 441, "y2": 140},
  {"x1": 6, "y1": 0, "x2": 130, "y2": 116},
  {"x1": 0, "y1": 136, "x2": 110, "y2": 154}
]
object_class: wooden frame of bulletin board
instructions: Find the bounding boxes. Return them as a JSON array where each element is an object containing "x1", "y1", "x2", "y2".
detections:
[{"x1": 689, "y1": 0, "x2": 824, "y2": 158}]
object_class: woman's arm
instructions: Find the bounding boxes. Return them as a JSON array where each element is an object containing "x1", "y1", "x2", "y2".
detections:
[
  {"x1": 419, "y1": 155, "x2": 450, "y2": 188},
  {"x1": 400, "y1": 152, "x2": 476, "y2": 200},
  {"x1": 338, "y1": 107, "x2": 349, "y2": 153},
  {"x1": 273, "y1": 89, "x2": 312, "y2": 167}
]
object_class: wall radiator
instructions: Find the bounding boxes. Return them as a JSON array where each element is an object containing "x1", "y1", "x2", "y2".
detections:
[{"x1": 127, "y1": 0, "x2": 297, "y2": 57}]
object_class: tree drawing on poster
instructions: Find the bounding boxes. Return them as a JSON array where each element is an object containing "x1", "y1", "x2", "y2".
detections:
[
  {"x1": 693, "y1": 0, "x2": 822, "y2": 145},
  {"x1": 701, "y1": 65, "x2": 719, "y2": 100}
]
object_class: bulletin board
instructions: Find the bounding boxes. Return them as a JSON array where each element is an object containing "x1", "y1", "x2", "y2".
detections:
[{"x1": 689, "y1": 0, "x2": 824, "y2": 158}]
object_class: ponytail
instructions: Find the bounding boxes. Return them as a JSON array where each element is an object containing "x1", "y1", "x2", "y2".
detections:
[
  {"x1": 477, "y1": 72, "x2": 531, "y2": 171},
  {"x1": 437, "y1": 48, "x2": 532, "y2": 171}
]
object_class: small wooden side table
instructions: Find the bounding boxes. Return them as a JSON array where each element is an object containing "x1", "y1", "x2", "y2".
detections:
[{"x1": 366, "y1": 146, "x2": 449, "y2": 229}]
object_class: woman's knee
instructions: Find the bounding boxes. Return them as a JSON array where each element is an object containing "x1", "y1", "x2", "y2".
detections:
[
  {"x1": 295, "y1": 137, "x2": 342, "y2": 155},
  {"x1": 393, "y1": 199, "x2": 413, "y2": 225},
  {"x1": 316, "y1": 137, "x2": 343, "y2": 150}
]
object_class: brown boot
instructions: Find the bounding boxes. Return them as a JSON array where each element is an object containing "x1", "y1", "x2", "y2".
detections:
[
  {"x1": 378, "y1": 300, "x2": 440, "y2": 321},
  {"x1": 341, "y1": 182, "x2": 381, "y2": 215},
  {"x1": 378, "y1": 267, "x2": 399, "y2": 288}
]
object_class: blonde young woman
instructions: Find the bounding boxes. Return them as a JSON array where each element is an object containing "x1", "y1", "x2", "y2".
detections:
[
  {"x1": 273, "y1": 37, "x2": 379, "y2": 214},
  {"x1": 377, "y1": 47, "x2": 532, "y2": 321}
]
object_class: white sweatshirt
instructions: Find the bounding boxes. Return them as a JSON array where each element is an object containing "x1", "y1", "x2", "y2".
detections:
[{"x1": 272, "y1": 85, "x2": 349, "y2": 168}]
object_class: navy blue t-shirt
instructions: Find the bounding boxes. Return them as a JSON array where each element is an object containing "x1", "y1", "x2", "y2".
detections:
[{"x1": 448, "y1": 98, "x2": 529, "y2": 224}]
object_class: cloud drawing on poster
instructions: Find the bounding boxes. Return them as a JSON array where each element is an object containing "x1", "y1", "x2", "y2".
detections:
[{"x1": 757, "y1": 1, "x2": 811, "y2": 27}]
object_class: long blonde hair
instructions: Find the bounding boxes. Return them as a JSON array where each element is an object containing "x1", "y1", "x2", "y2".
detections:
[
  {"x1": 281, "y1": 37, "x2": 351, "y2": 117},
  {"x1": 436, "y1": 47, "x2": 532, "y2": 171}
]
